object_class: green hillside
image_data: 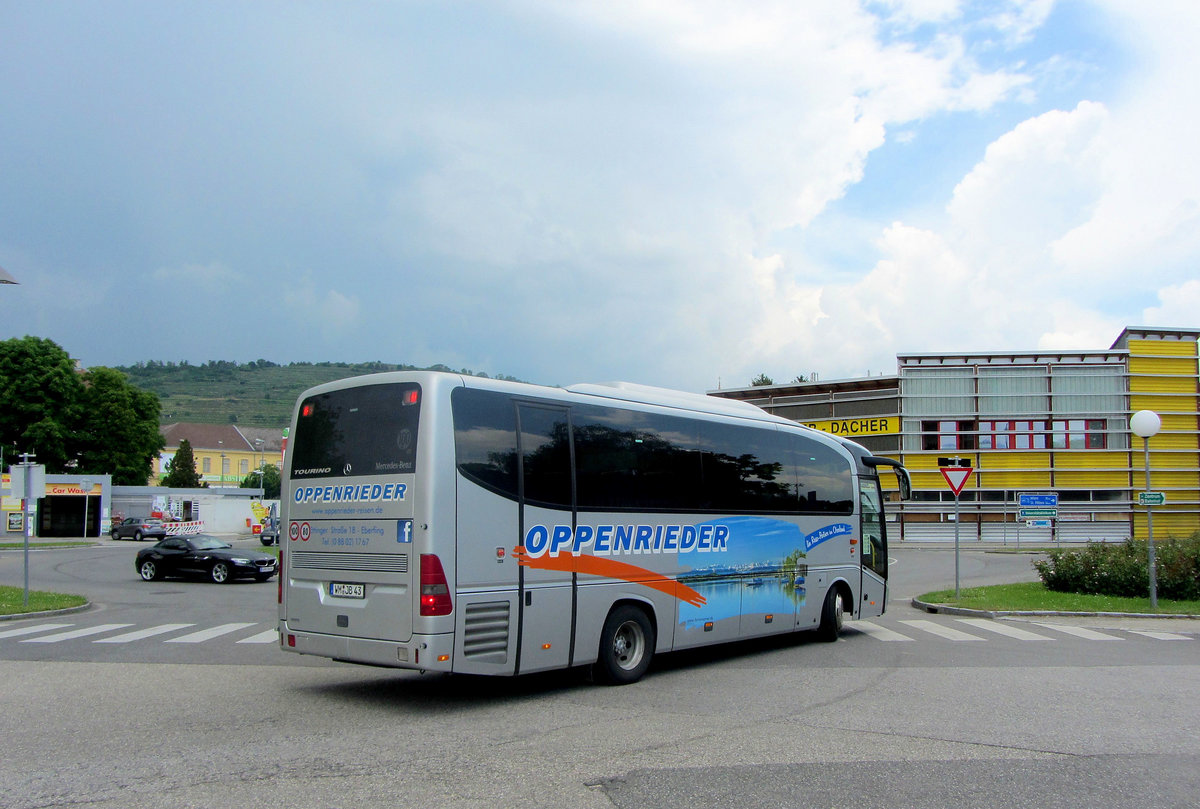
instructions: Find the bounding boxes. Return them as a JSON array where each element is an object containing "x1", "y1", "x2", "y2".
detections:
[{"x1": 116, "y1": 360, "x2": 520, "y2": 427}]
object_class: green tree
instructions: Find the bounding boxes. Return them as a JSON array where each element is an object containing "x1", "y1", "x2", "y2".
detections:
[
  {"x1": 241, "y1": 463, "x2": 281, "y2": 499},
  {"x1": 77, "y1": 366, "x2": 165, "y2": 485},
  {"x1": 0, "y1": 337, "x2": 164, "y2": 483},
  {"x1": 0, "y1": 336, "x2": 84, "y2": 470},
  {"x1": 160, "y1": 438, "x2": 204, "y2": 488},
  {"x1": 750, "y1": 373, "x2": 775, "y2": 387}
]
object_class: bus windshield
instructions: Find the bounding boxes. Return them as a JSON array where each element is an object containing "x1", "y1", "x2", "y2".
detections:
[{"x1": 289, "y1": 382, "x2": 421, "y2": 479}]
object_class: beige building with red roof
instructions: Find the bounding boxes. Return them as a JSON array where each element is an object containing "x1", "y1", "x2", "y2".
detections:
[{"x1": 155, "y1": 423, "x2": 286, "y2": 487}]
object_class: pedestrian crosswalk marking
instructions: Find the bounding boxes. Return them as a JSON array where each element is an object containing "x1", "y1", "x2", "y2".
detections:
[
  {"x1": 852, "y1": 621, "x2": 914, "y2": 642},
  {"x1": 0, "y1": 618, "x2": 1193, "y2": 648},
  {"x1": 95, "y1": 624, "x2": 196, "y2": 643},
  {"x1": 22, "y1": 624, "x2": 134, "y2": 643},
  {"x1": 955, "y1": 618, "x2": 1052, "y2": 641},
  {"x1": 164, "y1": 623, "x2": 257, "y2": 643},
  {"x1": 0, "y1": 623, "x2": 73, "y2": 639},
  {"x1": 237, "y1": 629, "x2": 279, "y2": 644},
  {"x1": 1125, "y1": 629, "x2": 1193, "y2": 641},
  {"x1": 899, "y1": 619, "x2": 984, "y2": 641},
  {"x1": 1033, "y1": 623, "x2": 1121, "y2": 641}
]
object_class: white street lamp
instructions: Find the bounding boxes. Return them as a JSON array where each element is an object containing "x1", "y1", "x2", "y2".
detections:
[{"x1": 1130, "y1": 409, "x2": 1162, "y2": 608}]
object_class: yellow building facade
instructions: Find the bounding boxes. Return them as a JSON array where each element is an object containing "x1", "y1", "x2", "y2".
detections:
[
  {"x1": 1122, "y1": 330, "x2": 1200, "y2": 539},
  {"x1": 154, "y1": 423, "x2": 285, "y2": 488},
  {"x1": 712, "y1": 327, "x2": 1199, "y2": 543}
]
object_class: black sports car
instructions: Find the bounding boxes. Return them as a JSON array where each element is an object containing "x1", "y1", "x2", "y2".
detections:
[{"x1": 135, "y1": 534, "x2": 278, "y2": 584}]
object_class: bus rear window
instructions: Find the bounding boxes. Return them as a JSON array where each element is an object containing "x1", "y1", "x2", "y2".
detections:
[{"x1": 290, "y1": 383, "x2": 420, "y2": 478}]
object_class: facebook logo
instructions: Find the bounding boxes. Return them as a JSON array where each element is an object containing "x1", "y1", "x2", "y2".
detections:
[{"x1": 397, "y1": 519, "x2": 413, "y2": 544}]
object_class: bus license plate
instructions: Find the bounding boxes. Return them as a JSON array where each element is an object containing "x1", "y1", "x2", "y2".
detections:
[{"x1": 329, "y1": 582, "x2": 365, "y2": 599}]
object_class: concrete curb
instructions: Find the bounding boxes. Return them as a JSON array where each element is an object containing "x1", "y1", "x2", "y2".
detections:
[
  {"x1": 0, "y1": 601, "x2": 92, "y2": 622},
  {"x1": 911, "y1": 597, "x2": 1200, "y2": 620}
]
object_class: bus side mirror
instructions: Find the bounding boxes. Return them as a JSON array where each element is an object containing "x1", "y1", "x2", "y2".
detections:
[{"x1": 864, "y1": 456, "x2": 911, "y2": 500}]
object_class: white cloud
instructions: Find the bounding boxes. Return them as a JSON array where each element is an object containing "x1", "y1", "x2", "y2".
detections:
[
  {"x1": 948, "y1": 100, "x2": 1109, "y2": 285},
  {"x1": 732, "y1": 0, "x2": 1200, "y2": 383},
  {"x1": 399, "y1": 0, "x2": 1037, "y2": 274},
  {"x1": 1049, "y1": 4, "x2": 1200, "y2": 282},
  {"x1": 1144, "y1": 280, "x2": 1200, "y2": 328},
  {"x1": 1036, "y1": 306, "x2": 1127, "y2": 353},
  {"x1": 281, "y1": 278, "x2": 361, "y2": 339},
  {"x1": 6, "y1": 1, "x2": 1197, "y2": 391},
  {"x1": 373, "y1": 1, "x2": 1047, "y2": 390},
  {"x1": 978, "y1": 0, "x2": 1055, "y2": 44},
  {"x1": 731, "y1": 98, "x2": 1116, "y2": 379},
  {"x1": 732, "y1": 83, "x2": 1176, "y2": 381}
]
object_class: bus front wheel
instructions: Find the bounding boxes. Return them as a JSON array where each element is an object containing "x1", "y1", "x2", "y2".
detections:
[
  {"x1": 595, "y1": 605, "x2": 655, "y2": 685},
  {"x1": 816, "y1": 586, "x2": 845, "y2": 642}
]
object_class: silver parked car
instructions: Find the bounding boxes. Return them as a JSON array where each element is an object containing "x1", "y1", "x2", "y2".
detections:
[{"x1": 111, "y1": 517, "x2": 168, "y2": 542}]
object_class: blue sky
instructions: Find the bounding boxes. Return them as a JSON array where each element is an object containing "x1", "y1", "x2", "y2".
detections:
[{"x1": 2, "y1": 1, "x2": 1197, "y2": 393}]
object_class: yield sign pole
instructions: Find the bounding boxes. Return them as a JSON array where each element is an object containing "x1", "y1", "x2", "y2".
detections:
[{"x1": 940, "y1": 462, "x2": 974, "y2": 599}]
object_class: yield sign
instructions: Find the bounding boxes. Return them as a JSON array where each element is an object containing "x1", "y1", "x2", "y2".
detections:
[{"x1": 940, "y1": 466, "x2": 974, "y2": 496}]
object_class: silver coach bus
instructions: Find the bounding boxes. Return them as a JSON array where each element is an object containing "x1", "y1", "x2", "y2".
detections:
[{"x1": 278, "y1": 372, "x2": 910, "y2": 684}]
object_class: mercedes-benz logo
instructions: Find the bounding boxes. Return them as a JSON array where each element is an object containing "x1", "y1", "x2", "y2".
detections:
[{"x1": 343, "y1": 463, "x2": 353, "y2": 475}]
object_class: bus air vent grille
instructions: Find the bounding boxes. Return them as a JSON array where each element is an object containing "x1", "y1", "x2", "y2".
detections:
[
  {"x1": 463, "y1": 601, "x2": 510, "y2": 659},
  {"x1": 289, "y1": 551, "x2": 409, "y2": 574}
]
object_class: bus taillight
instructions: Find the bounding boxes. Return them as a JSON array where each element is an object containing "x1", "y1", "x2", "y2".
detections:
[{"x1": 419, "y1": 553, "x2": 453, "y2": 616}]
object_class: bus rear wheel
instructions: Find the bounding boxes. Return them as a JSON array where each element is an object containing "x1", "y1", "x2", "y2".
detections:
[
  {"x1": 595, "y1": 605, "x2": 655, "y2": 685},
  {"x1": 816, "y1": 586, "x2": 845, "y2": 642}
]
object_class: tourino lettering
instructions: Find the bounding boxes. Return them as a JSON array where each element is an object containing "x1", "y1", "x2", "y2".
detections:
[{"x1": 524, "y1": 523, "x2": 730, "y2": 558}]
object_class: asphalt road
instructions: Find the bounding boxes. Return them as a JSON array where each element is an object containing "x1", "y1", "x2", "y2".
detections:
[{"x1": 1, "y1": 541, "x2": 1197, "y2": 808}]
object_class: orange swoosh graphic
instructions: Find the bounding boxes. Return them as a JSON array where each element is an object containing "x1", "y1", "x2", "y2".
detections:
[{"x1": 513, "y1": 547, "x2": 707, "y2": 608}]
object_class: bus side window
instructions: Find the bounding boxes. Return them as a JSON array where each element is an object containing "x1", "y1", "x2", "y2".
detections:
[
  {"x1": 452, "y1": 387, "x2": 519, "y2": 500},
  {"x1": 518, "y1": 406, "x2": 573, "y2": 509}
]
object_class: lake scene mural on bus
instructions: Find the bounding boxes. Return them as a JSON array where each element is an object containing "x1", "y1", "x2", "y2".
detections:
[{"x1": 676, "y1": 515, "x2": 853, "y2": 628}]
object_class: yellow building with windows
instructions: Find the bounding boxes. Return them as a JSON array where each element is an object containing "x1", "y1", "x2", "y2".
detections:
[
  {"x1": 154, "y1": 424, "x2": 285, "y2": 488},
  {"x1": 712, "y1": 327, "x2": 1199, "y2": 543}
]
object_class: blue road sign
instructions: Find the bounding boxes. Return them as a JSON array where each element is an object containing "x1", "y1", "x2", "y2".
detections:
[{"x1": 1019, "y1": 493, "x2": 1058, "y2": 507}]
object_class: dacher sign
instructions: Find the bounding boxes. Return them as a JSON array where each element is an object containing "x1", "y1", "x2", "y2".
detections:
[{"x1": 800, "y1": 416, "x2": 899, "y2": 437}]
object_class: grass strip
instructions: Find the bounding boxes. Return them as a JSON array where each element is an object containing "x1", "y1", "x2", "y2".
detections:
[
  {"x1": 918, "y1": 581, "x2": 1200, "y2": 614},
  {"x1": 0, "y1": 585, "x2": 88, "y2": 616},
  {"x1": 0, "y1": 541, "x2": 93, "y2": 551}
]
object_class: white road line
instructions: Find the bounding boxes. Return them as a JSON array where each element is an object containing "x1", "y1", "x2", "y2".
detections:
[
  {"x1": 1033, "y1": 623, "x2": 1122, "y2": 641},
  {"x1": 899, "y1": 619, "x2": 985, "y2": 641},
  {"x1": 1125, "y1": 629, "x2": 1193, "y2": 641},
  {"x1": 164, "y1": 623, "x2": 257, "y2": 643},
  {"x1": 956, "y1": 618, "x2": 1051, "y2": 641},
  {"x1": 94, "y1": 623, "x2": 195, "y2": 643},
  {"x1": 0, "y1": 623, "x2": 74, "y2": 640},
  {"x1": 21, "y1": 624, "x2": 134, "y2": 643},
  {"x1": 852, "y1": 621, "x2": 914, "y2": 641},
  {"x1": 237, "y1": 629, "x2": 279, "y2": 644}
]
